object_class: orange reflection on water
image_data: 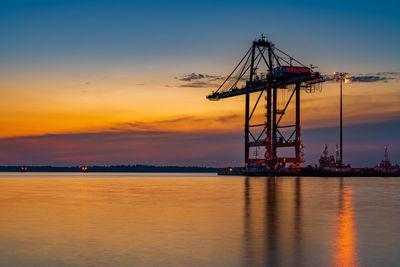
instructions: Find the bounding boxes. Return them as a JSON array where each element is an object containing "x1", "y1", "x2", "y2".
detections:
[{"x1": 334, "y1": 186, "x2": 358, "y2": 267}]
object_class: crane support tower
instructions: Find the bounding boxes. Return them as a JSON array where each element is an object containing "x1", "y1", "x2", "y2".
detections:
[{"x1": 207, "y1": 36, "x2": 324, "y2": 170}]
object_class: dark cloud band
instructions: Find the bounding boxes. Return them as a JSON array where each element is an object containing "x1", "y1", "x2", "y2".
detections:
[{"x1": 325, "y1": 71, "x2": 399, "y2": 83}]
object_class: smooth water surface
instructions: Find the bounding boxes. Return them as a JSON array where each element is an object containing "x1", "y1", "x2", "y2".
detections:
[{"x1": 0, "y1": 173, "x2": 399, "y2": 266}]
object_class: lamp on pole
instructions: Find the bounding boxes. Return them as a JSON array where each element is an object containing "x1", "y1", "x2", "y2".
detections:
[{"x1": 333, "y1": 72, "x2": 349, "y2": 167}]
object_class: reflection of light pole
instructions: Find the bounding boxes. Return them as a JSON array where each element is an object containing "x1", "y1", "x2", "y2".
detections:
[{"x1": 333, "y1": 72, "x2": 349, "y2": 167}]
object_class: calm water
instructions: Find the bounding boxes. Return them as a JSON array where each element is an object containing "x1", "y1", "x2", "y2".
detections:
[{"x1": 0, "y1": 173, "x2": 399, "y2": 266}]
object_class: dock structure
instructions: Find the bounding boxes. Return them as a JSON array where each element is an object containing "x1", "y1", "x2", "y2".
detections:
[{"x1": 207, "y1": 36, "x2": 324, "y2": 170}]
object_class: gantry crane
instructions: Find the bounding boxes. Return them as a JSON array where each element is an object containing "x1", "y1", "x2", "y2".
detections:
[{"x1": 207, "y1": 36, "x2": 324, "y2": 169}]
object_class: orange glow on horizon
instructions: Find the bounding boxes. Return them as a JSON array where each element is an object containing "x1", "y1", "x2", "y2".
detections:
[{"x1": 0, "y1": 72, "x2": 399, "y2": 138}]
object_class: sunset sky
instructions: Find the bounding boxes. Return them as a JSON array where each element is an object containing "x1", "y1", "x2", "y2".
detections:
[{"x1": 1, "y1": 0, "x2": 399, "y2": 167}]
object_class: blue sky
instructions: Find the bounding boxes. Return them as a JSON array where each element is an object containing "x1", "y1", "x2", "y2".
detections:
[{"x1": 1, "y1": 0, "x2": 399, "y2": 72}]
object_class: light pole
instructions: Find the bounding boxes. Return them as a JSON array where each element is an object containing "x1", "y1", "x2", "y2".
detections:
[{"x1": 333, "y1": 72, "x2": 349, "y2": 167}]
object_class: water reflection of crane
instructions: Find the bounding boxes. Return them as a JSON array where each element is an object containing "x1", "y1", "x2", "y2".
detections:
[{"x1": 243, "y1": 177, "x2": 302, "y2": 266}]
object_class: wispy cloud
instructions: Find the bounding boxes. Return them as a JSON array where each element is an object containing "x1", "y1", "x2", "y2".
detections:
[
  {"x1": 325, "y1": 71, "x2": 400, "y2": 83},
  {"x1": 177, "y1": 73, "x2": 224, "y2": 82},
  {"x1": 353, "y1": 76, "x2": 392, "y2": 82},
  {"x1": 176, "y1": 73, "x2": 224, "y2": 88},
  {"x1": 110, "y1": 114, "x2": 241, "y2": 132}
]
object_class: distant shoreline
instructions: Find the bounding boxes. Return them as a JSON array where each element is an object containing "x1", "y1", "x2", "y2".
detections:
[{"x1": 0, "y1": 165, "x2": 220, "y2": 173}]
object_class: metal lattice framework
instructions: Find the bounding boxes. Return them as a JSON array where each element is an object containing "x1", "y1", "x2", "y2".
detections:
[{"x1": 207, "y1": 37, "x2": 324, "y2": 169}]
